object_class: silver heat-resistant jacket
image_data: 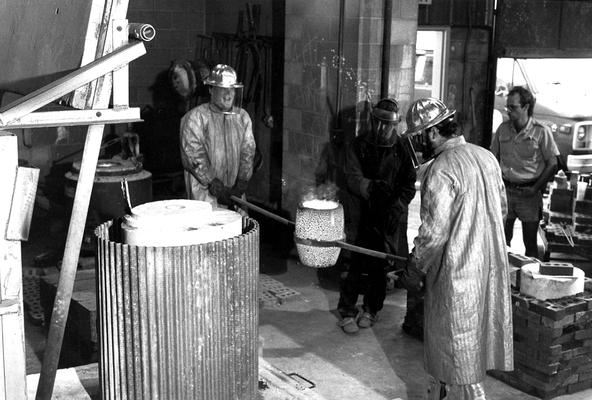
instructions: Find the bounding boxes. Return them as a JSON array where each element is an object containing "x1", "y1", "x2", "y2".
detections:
[
  {"x1": 414, "y1": 136, "x2": 513, "y2": 384},
  {"x1": 180, "y1": 103, "x2": 256, "y2": 206}
]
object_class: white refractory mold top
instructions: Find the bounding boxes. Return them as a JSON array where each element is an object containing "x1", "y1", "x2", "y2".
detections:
[
  {"x1": 121, "y1": 199, "x2": 242, "y2": 247},
  {"x1": 520, "y1": 262, "x2": 585, "y2": 301}
]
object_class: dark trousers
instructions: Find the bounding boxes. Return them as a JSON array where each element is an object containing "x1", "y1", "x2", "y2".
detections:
[
  {"x1": 337, "y1": 258, "x2": 387, "y2": 318},
  {"x1": 338, "y1": 225, "x2": 389, "y2": 318},
  {"x1": 505, "y1": 218, "x2": 540, "y2": 258}
]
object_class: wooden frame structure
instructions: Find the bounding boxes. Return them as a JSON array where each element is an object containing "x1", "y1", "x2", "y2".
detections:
[{"x1": 0, "y1": 1, "x2": 151, "y2": 399}]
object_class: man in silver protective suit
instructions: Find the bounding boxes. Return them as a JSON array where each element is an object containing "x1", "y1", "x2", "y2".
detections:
[
  {"x1": 399, "y1": 98, "x2": 513, "y2": 400},
  {"x1": 180, "y1": 64, "x2": 256, "y2": 208}
]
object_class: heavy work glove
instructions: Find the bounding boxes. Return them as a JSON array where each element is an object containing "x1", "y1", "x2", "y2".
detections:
[
  {"x1": 368, "y1": 180, "x2": 393, "y2": 203},
  {"x1": 231, "y1": 179, "x2": 249, "y2": 198},
  {"x1": 208, "y1": 178, "x2": 232, "y2": 206},
  {"x1": 399, "y1": 254, "x2": 425, "y2": 294}
]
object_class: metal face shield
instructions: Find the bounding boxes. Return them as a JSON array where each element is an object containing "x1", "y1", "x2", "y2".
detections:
[
  {"x1": 210, "y1": 86, "x2": 244, "y2": 114},
  {"x1": 400, "y1": 129, "x2": 435, "y2": 169},
  {"x1": 371, "y1": 119, "x2": 399, "y2": 147}
]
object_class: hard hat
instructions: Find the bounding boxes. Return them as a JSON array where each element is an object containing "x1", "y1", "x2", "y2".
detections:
[
  {"x1": 404, "y1": 98, "x2": 456, "y2": 136},
  {"x1": 203, "y1": 64, "x2": 243, "y2": 88},
  {"x1": 372, "y1": 98, "x2": 400, "y2": 122}
]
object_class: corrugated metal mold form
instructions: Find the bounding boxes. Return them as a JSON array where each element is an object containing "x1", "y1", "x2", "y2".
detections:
[{"x1": 95, "y1": 218, "x2": 259, "y2": 400}]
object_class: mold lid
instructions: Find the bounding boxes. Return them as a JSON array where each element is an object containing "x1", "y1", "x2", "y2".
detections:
[{"x1": 123, "y1": 199, "x2": 213, "y2": 231}]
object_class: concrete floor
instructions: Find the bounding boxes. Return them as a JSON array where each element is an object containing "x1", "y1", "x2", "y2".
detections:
[
  {"x1": 22, "y1": 188, "x2": 592, "y2": 399},
  {"x1": 255, "y1": 191, "x2": 592, "y2": 400}
]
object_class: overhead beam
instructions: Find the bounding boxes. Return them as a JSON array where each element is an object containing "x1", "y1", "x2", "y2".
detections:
[
  {"x1": 0, "y1": 108, "x2": 141, "y2": 130},
  {"x1": 0, "y1": 40, "x2": 145, "y2": 126}
]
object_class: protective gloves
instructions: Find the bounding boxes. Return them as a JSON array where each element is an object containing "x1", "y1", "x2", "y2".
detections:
[
  {"x1": 231, "y1": 179, "x2": 249, "y2": 198},
  {"x1": 399, "y1": 254, "x2": 426, "y2": 293},
  {"x1": 368, "y1": 179, "x2": 393, "y2": 203},
  {"x1": 208, "y1": 178, "x2": 232, "y2": 206}
]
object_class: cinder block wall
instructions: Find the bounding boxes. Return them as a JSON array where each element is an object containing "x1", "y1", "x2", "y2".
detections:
[{"x1": 281, "y1": 0, "x2": 417, "y2": 218}]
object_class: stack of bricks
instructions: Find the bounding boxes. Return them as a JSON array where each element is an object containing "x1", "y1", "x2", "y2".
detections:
[
  {"x1": 546, "y1": 185, "x2": 592, "y2": 259},
  {"x1": 490, "y1": 256, "x2": 592, "y2": 398},
  {"x1": 575, "y1": 187, "x2": 592, "y2": 235}
]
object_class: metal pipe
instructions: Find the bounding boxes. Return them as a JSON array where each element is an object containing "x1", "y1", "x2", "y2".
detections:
[
  {"x1": 231, "y1": 195, "x2": 294, "y2": 227},
  {"x1": 381, "y1": 0, "x2": 393, "y2": 98},
  {"x1": 36, "y1": 124, "x2": 106, "y2": 400},
  {"x1": 0, "y1": 41, "x2": 146, "y2": 126},
  {"x1": 336, "y1": 0, "x2": 345, "y2": 116},
  {"x1": 231, "y1": 195, "x2": 407, "y2": 264},
  {"x1": 297, "y1": 237, "x2": 407, "y2": 264},
  {"x1": 128, "y1": 23, "x2": 156, "y2": 42}
]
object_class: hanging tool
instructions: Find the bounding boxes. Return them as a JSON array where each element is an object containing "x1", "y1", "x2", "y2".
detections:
[
  {"x1": 261, "y1": 42, "x2": 274, "y2": 128},
  {"x1": 195, "y1": 34, "x2": 214, "y2": 66}
]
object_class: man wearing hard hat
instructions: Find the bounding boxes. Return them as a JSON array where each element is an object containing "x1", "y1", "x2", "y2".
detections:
[
  {"x1": 399, "y1": 98, "x2": 513, "y2": 400},
  {"x1": 180, "y1": 64, "x2": 256, "y2": 208},
  {"x1": 337, "y1": 98, "x2": 417, "y2": 334}
]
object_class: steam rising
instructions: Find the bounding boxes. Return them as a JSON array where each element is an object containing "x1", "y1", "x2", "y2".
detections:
[{"x1": 301, "y1": 182, "x2": 339, "y2": 204}]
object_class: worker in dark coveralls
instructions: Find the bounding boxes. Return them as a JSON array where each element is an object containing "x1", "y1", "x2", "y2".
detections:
[
  {"x1": 337, "y1": 98, "x2": 417, "y2": 334},
  {"x1": 490, "y1": 86, "x2": 559, "y2": 258},
  {"x1": 400, "y1": 98, "x2": 513, "y2": 399},
  {"x1": 180, "y1": 64, "x2": 256, "y2": 209}
]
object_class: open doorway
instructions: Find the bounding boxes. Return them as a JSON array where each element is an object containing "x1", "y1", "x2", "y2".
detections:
[
  {"x1": 491, "y1": 57, "x2": 592, "y2": 171},
  {"x1": 414, "y1": 27, "x2": 450, "y2": 101}
]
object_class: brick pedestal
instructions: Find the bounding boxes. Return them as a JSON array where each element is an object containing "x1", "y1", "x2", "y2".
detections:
[{"x1": 490, "y1": 281, "x2": 592, "y2": 399}]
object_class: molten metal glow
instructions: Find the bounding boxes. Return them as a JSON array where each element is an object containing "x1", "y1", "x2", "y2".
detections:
[{"x1": 301, "y1": 199, "x2": 338, "y2": 210}]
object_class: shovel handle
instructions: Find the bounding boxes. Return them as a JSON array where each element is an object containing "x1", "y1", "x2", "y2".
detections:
[
  {"x1": 231, "y1": 195, "x2": 407, "y2": 265},
  {"x1": 296, "y1": 237, "x2": 407, "y2": 263},
  {"x1": 231, "y1": 195, "x2": 294, "y2": 227}
]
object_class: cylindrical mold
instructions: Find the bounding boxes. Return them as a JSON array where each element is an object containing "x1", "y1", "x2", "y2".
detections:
[
  {"x1": 294, "y1": 199, "x2": 345, "y2": 268},
  {"x1": 95, "y1": 217, "x2": 259, "y2": 400},
  {"x1": 65, "y1": 158, "x2": 152, "y2": 224}
]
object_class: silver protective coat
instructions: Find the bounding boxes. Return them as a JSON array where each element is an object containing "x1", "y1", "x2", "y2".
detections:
[
  {"x1": 413, "y1": 136, "x2": 514, "y2": 384},
  {"x1": 180, "y1": 103, "x2": 256, "y2": 206}
]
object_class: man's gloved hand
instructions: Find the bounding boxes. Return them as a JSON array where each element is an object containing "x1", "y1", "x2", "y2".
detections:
[
  {"x1": 208, "y1": 178, "x2": 232, "y2": 206},
  {"x1": 369, "y1": 179, "x2": 393, "y2": 202},
  {"x1": 399, "y1": 254, "x2": 425, "y2": 293},
  {"x1": 231, "y1": 179, "x2": 249, "y2": 198}
]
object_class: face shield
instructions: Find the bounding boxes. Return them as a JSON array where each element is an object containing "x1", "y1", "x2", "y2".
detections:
[
  {"x1": 400, "y1": 97, "x2": 456, "y2": 169},
  {"x1": 366, "y1": 99, "x2": 400, "y2": 147},
  {"x1": 204, "y1": 64, "x2": 244, "y2": 114},
  {"x1": 370, "y1": 118, "x2": 399, "y2": 146},
  {"x1": 403, "y1": 128, "x2": 436, "y2": 168},
  {"x1": 209, "y1": 86, "x2": 244, "y2": 114}
]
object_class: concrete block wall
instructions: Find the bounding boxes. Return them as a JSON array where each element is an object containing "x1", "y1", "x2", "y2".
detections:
[
  {"x1": 282, "y1": 0, "x2": 418, "y2": 218},
  {"x1": 283, "y1": 0, "x2": 341, "y2": 216},
  {"x1": 447, "y1": 27, "x2": 491, "y2": 147}
]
